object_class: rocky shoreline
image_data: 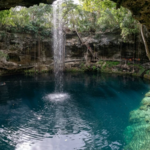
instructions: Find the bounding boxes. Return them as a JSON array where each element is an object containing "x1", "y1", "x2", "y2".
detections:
[{"x1": 1, "y1": 59, "x2": 150, "y2": 81}]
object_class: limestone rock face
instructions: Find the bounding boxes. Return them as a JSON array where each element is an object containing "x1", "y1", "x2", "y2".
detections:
[
  {"x1": 0, "y1": 31, "x2": 53, "y2": 73},
  {"x1": 0, "y1": 30, "x2": 148, "y2": 72}
]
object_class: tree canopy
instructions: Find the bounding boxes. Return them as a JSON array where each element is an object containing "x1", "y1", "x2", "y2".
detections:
[
  {"x1": 0, "y1": 4, "x2": 52, "y2": 36},
  {"x1": 0, "y1": 0, "x2": 139, "y2": 39}
]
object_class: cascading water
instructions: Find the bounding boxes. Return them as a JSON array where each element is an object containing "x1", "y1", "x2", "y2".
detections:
[{"x1": 52, "y1": 0, "x2": 65, "y2": 93}]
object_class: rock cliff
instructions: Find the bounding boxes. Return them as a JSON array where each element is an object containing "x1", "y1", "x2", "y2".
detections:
[{"x1": 0, "y1": 29, "x2": 147, "y2": 75}]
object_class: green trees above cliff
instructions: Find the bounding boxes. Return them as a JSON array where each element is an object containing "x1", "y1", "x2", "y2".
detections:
[
  {"x1": 62, "y1": 0, "x2": 97, "y2": 32},
  {"x1": 0, "y1": 10, "x2": 11, "y2": 26},
  {"x1": 0, "y1": 0, "x2": 139, "y2": 39},
  {"x1": 0, "y1": 4, "x2": 52, "y2": 35},
  {"x1": 80, "y1": 0, "x2": 139, "y2": 38},
  {"x1": 61, "y1": 0, "x2": 139, "y2": 39}
]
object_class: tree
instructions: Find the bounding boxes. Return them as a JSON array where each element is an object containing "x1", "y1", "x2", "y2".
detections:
[
  {"x1": 81, "y1": 0, "x2": 139, "y2": 39},
  {"x1": 0, "y1": 4, "x2": 52, "y2": 35},
  {"x1": 0, "y1": 10, "x2": 11, "y2": 26},
  {"x1": 140, "y1": 24, "x2": 150, "y2": 60}
]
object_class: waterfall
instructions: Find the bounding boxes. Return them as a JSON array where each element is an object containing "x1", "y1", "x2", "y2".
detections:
[{"x1": 52, "y1": 0, "x2": 65, "y2": 92}]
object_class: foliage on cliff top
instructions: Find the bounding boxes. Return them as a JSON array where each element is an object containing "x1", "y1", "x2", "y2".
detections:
[
  {"x1": 0, "y1": 4, "x2": 52, "y2": 36},
  {"x1": 0, "y1": 0, "x2": 139, "y2": 39},
  {"x1": 79, "y1": 0, "x2": 139, "y2": 39}
]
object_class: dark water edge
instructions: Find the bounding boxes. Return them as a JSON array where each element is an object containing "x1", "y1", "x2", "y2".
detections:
[{"x1": 0, "y1": 72, "x2": 150, "y2": 150}]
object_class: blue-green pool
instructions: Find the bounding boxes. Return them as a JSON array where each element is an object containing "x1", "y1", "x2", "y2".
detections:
[{"x1": 0, "y1": 73, "x2": 150, "y2": 150}]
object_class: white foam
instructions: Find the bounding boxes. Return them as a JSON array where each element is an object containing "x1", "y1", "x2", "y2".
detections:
[{"x1": 45, "y1": 93, "x2": 70, "y2": 102}]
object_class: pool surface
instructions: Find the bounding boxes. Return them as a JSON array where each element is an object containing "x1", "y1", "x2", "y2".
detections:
[{"x1": 0, "y1": 73, "x2": 149, "y2": 150}]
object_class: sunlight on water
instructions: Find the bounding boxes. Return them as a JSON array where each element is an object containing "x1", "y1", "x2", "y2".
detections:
[
  {"x1": 15, "y1": 132, "x2": 89, "y2": 150},
  {"x1": 45, "y1": 93, "x2": 70, "y2": 101}
]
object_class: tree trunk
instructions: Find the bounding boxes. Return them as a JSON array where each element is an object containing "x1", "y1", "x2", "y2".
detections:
[
  {"x1": 75, "y1": 29, "x2": 94, "y2": 57},
  {"x1": 38, "y1": 36, "x2": 41, "y2": 62},
  {"x1": 69, "y1": 7, "x2": 95, "y2": 58},
  {"x1": 140, "y1": 24, "x2": 150, "y2": 60}
]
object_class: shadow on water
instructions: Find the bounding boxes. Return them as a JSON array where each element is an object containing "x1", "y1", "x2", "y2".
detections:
[{"x1": 0, "y1": 73, "x2": 150, "y2": 150}]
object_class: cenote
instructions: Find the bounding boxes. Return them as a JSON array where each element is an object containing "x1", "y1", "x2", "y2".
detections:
[
  {"x1": 0, "y1": 73, "x2": 150, "y2": 150},
  {"x1": 1, "y1": 0, "x2": 150, "y2": 149}
]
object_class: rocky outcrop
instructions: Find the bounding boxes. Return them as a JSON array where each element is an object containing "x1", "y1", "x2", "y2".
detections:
[{"x1": 0, "y1": 31, "x2": 53, "y2": 75}]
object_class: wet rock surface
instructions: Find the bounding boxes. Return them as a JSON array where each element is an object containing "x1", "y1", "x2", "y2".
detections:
[{"x1": 0, "y1": 30, "x2": 149, "y2": 76}]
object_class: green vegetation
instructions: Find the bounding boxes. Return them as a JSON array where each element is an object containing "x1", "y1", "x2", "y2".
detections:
[
  {"x1": 0, "y1": 4, "x2": 52, "y2": 36},
  {"x1": 0, "y1": 0, "x2": 139, "y2": 40},
  {"x1": 24, "y1": 69, "x2": 38, "y2": 75},
  {"x1": 80, "y1": 0, "x2": 139, "y2": 39},
  {"x1": 106, "y1": 61, "x2": 120, "y2": 67},
  {"x1": 100, "y1": 61, "x2": 120, "y2": 71},
  {"x1": 98, "y1": 60, "x2": 104, "y2": 64},
  {"x1": 92, "y1": 65, "x2": 96, "y2": 70},
  {"x1": 0, "y1": 51, "x2": 8, "y2": 58},
  {"x1": 146, "y1": 70, "x2": 150, "y2": 75},
  {"x1": 0, "y1": 0, "x2": 148, "y2": 77},
  {"x1": 138, "y1": 67, "x2": 145, "y2": 76}
]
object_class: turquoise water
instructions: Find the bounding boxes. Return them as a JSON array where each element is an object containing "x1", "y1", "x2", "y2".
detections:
[{"x1": 0, "y1": 73, "x2": 150, "y2": 150}]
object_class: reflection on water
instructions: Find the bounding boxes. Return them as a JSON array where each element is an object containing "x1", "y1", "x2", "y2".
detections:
[{"x1": 0, "y1": 73, "x2": 150, "y2": 150}]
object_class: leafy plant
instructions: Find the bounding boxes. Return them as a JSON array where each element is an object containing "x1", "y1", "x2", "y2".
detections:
[
  {"x1": 0, "y1": 0, "x2": 139, "y2": 40},
  {"x1": 92, "y1": 65, "x2": 97, "y2": 70}
]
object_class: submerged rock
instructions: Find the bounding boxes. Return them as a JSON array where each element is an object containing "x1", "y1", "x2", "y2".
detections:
[
  {"x1": 141, "y1": 97, "x2": 150, "y2": 105},
  {"x1": 139, "y1": 105, "x2": 148, "y2": 111},
  {"x1": 145, "y1": 92, "x2": 150, "y2": 97},
  {"x1": 124, "y1": 95, "x2": 150, "y2": 150}
]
